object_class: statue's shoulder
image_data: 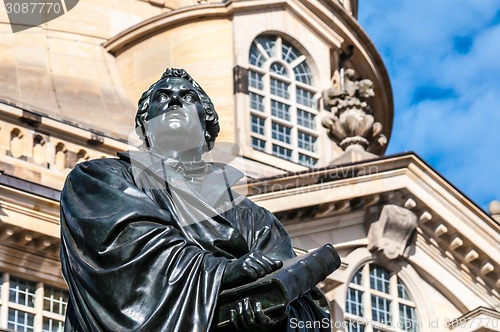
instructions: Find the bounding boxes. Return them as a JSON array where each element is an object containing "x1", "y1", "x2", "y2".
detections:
[
  {"x1": 68, "y1": 156, "x2": 133, "y2": 180},
  {"x1": 75, "y1": 156, "x2": 129, "y2": 170}
]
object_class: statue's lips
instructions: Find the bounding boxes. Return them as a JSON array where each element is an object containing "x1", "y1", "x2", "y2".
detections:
[{"x1": 161, "y1": 108, "x2": 188, "y2": 122}]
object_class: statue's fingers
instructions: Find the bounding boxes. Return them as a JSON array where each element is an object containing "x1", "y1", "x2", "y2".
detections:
[
  {"x1": 230, "y1": 309, "x2": 238, "y2": 328},
  {"x1": 254, "y1": 302, "x2": 273, "y2": 326},
  {"x1": 237, "y1": 301, "x2": 250, "y2": 330},
  {"x1": 243, "y1": 262, "x2": 265, "y2": 279},
  {"x1": 259, "y1": 254, "x2": 282, "y2": 271},
  {"x1": 242, "y1": 298, "x2": 255, "y2": 326},
  {"x1": 253, "y1": 256, "x2": 274, "y2": 274}
]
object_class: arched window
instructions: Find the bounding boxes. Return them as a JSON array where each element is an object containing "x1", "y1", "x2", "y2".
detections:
[
  {"x1": 345, "y1": 264, "x2": 419, "y2": 332},
  {"x1": 248, "y1": 35, "x2": 319, "y2": 167}
]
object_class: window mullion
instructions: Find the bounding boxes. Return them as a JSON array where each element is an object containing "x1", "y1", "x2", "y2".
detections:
[
  {"x1": 290, "y1": 83, "x2": 298, "y2": 162},
  {"x1": 264, "y1": 72, "x2": 272, "y2": 155},
  {"x1": 275, "y1": 37, "x2": 282, "y2": 60},
  {"x1": 0, "y1": 273, "x2": 9, "y2": 329},
  {"x1": 390, "y1": 274, "x2": 399, "y2": 331},
  {"x1": 289, "y1": 54, "x2": 306, "y2": 69},
  {"x1": 362, "y1": 265, "x2": 373, "y2": 332},
  {"x1": 34, "y1": 282, "x2": 43, "y2": 332},
  {"x1": 255, "y1": 42, "x2": 270, "y2": 61}
]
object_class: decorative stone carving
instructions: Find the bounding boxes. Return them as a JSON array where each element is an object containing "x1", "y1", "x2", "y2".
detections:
[
  {"x1": 54, "y1": 143, "x2": 67, "y2": 170},
  {"x1": 322, "y1": 69, "x2": 387, "y2": 159},
  {"x1": 367, "y1": 205, "x2": 418, "y2": 260},
  {"x1": 33, "y1": 135, "x2": 47, "y2": 165},
  {"x1": 10, "y1": 128, "x2": 24, "y2": 159}
]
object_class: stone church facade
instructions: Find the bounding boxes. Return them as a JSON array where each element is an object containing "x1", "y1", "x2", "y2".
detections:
[{"x1": 0, "y1": 0, "x2": 498, "y2": 331}]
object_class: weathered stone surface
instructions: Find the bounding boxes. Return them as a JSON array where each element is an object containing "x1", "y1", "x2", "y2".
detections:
[
  {"x1": 367, "y1": 204, "x2": 418, "y2": 260},
  {"x1": 322, "y1": 69, "x2": 387, "y2": 163}
]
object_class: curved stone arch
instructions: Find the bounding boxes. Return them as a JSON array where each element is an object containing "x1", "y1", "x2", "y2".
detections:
[
  {"x1": 391, "y1": 261, "x2": 438, "y2": 332},
  {"x1": 329, "y1": 248, "x2": 438, "y2": 332},
  {"x1": 325, "y1": 247, "x2": 372, "y2": 331}
]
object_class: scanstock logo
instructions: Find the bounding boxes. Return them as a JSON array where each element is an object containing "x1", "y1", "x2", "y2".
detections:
[{"x1": 3, "y1": 0, "x2": 79, "y2": 32}]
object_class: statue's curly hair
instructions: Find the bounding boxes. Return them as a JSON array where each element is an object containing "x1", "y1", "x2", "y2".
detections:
[{"x1": 135, "y1": 68, "x2": 220, "y2": 151}]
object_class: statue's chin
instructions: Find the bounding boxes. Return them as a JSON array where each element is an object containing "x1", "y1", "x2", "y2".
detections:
[
  {"x1": 150, "y1": 128, "x2": 204, "y2": 153},
  {"x1": 168, "y1": 121, "x2": 182, "y2": 130}
]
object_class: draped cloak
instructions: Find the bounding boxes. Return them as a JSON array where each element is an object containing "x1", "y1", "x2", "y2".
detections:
[{"x1": 60, "y1": 152, "x2": 330, "y2": 332}]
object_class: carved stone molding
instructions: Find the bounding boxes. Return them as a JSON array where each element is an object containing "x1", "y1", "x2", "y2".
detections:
[
  {"x1": 322, "y1": 69, "x2": 387, "y2": 163},
  {"x1": 367, "y1": 204, "x2": 418, "y2": 260}
]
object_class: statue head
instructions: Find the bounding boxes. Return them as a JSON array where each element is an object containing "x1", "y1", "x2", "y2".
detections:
[{"x1": 135, "y1": 68, "x2": 220, "y2": 152}]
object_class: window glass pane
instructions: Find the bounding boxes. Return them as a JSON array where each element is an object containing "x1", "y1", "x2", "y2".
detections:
[
  {"x1": 9, "y1": 277, "x2": 36, "y2": 307},
  {"x1": 298, "y1": 154, "x2": 317, "y2": 167},
  {"x1": 270, "y1": 63, "x2": 288, "y2": 77},
  {"x1": 296, "y1": 87, "x2": 315, "y2": 108},
  {"x1": 346, "y1": 287, "x2": 363, "y2": 317},
  {"x1": 298, "y1": 132, "x2": 316, "y2": 152},
  {"x1": 297, "y1": 109, "x2": 316, "y2": 129},
  {"x1": 399, "y1": 304, "x2": 419, "y2": 332},
  {"x1": 294, "y1": 61, "x2": 313, "y2": 85},
  {"x1": 256, "y1": 36, "x2": 276, "y2": 57},
  {"x1": 370, "y1": 266, "x2": 390, "y2": 294},
  {"x1": 397, "y1": 279, "x2": 412, "y2": 301},
  {"x1": 43, "y1": 286, "x2": 68, "y2": 315},
  {"x1": 271, "y1": 100, "x2": 290, "y2": 121},
  {"x1": 347, "y1": 321, "x2": 366, "y2": 332},
  {"x1": 8, "y1": 309, "x2": 34, "y2": 332},
  {"x1": 371, "y1": 295, "x2": 392, "y2": 326},
  {"x1": 249, "y1": 44, "x2": 265, "y2": 67},
  {"x1": 43, "y1": 318, "x2": 64, "y2": 332},
  {"x1": 251, "y1": 137, "x2": 266, "y2": 151},
  {"x1": 272, "y1": 145, "x2": 292, "y2": 160},
  {"x1": 251, "y1": 116, "x2": 265, "y2": 136},
  {"x1": 272, "y1": 123, "x2": 291, "y2": 144},
  {"x1": 270, "y1": 78, "x2": 289, "y2": 99},
  {"x1": 250, "y1": 93, "x2": 264, "y2": 112},
  {"x1": 281, "y1": 43, "x2": 299, "y2": 63},
  {"x1": 249, "y1": 71, "x2": 264, "y2": 90},
  {"x1": 351, "y1": 269, "x2": 362, "y2": 285}
]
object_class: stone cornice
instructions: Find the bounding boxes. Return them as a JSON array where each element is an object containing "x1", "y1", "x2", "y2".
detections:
[
  {"x1": 0, "y1": 100, "x2": 130, "y2": 154},
  {"x1": 414, "y1": 232, "x2": 498, "y2": 309},
  {"x1": 0, "y1": 174, "x2": 60, "y2": 239}
]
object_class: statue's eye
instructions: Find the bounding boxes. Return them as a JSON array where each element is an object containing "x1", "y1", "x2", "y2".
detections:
[
  {"x1": 158, "y1": 93, "x2": 169, "y2": 102},
  {"x1": 183, "y1": 93, "x2": 195, "y2": 102}
]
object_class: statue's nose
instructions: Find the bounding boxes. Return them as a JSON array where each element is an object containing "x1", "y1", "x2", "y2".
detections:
[{"x1": 169, "y1": 93, "x2": 182, "y2": 107}]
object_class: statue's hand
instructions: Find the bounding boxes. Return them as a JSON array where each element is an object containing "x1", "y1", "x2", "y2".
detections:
[
  {"x1": 230, "y1": 298, "x2": 284, "y2": 331},
  {"x1": 222, "y1": 250, "x2": 282, "y2": 289}
]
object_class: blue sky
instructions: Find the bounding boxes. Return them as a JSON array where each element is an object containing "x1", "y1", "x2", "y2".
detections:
[{"x1": 359, "y1": 1, "x2": 500, "y2": 212}]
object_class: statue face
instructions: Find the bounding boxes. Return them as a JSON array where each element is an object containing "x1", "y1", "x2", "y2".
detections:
[{"x1": 145, "y1": 77, "x2": 206, "y2": 153}]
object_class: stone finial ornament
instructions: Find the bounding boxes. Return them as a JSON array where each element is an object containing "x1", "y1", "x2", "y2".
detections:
[
  {"x1": 367, "y1": 205, "x2": 418, "y2": 260},
  {"x1": 322, "y1": 69, "x2": 387, "y2": 158}
]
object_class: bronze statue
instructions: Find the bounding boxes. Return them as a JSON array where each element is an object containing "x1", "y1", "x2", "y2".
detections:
[{"x1": 60, "y1": 68, "x2": 332, "y2": 331}]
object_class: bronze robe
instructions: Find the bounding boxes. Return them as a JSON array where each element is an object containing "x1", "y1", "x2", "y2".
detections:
[{"x1": 60, "y1": 152, "x2": 330, "y2": 331}]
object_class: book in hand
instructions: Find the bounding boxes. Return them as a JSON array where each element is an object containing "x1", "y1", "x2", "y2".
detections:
[{"x1": 215, "y1": 243, "x2": 341, "y2": 328}]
